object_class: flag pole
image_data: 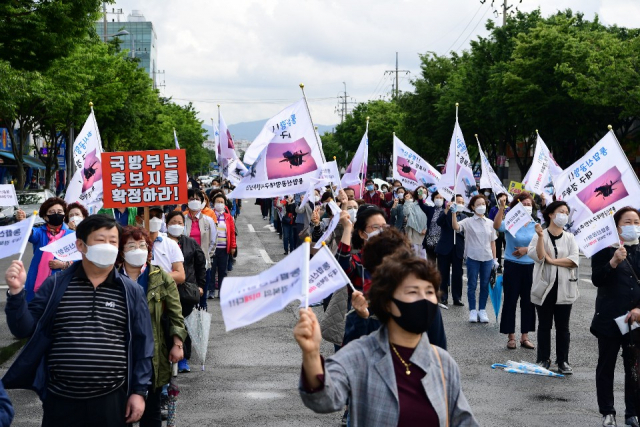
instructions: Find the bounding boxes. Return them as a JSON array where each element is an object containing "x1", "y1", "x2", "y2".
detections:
[
  {"x1": 453, "y1": 103, "x2": 459, "y2": 245},
  {"x1": 299, "y1": 84, "x2": 327, "y2": 163},
  {"x1": 18, "y1": 213, "x2": 37, "y2": 261},
  {"x1": 323, "y1": 243, "x2": 356, "y2": 292},
  {"x1": 608, "y1": 124, "x2": 640, "y2": 189},
  {"x1": 303, "y1": 236, "x2": 311, "y2": 309}
]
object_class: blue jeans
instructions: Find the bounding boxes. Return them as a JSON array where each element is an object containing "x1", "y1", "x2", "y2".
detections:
[
  {"x1": 282, "y1": 223, "x2": 296, "y2": 253},
  {"x1": 466, "y1": 258, "x2": 493, "y2": 311}
]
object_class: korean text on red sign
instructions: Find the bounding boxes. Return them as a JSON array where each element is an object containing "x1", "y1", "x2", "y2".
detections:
[{"x1": 101, "y1": 149, "x2": 188, "y2": 208}]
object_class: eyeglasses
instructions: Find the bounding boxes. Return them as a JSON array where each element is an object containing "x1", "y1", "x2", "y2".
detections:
[
  {"x1": 47, "y1": 210, "x2": 65, "y2": 215},
  {"x1": 366, "y1": 224, "x2": 389, "y2": 232},
  {"x1": 124, "y1": 242, "x2": 148, "y2": 251}
]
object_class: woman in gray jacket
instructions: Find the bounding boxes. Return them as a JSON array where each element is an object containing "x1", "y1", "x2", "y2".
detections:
[{"x1": 295, "y1": 254, "x2": 478, "y2": 427}]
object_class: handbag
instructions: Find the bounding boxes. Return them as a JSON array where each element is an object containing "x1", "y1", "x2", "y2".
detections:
[
  {"x1": 282, "y1": 212, "x2": 295, "y2": 225},
  {"x1": 178, "y1": 281, "x2": 201, "y2": 306}
]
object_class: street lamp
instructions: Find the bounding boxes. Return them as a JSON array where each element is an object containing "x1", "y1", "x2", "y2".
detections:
[{"x1": 105, "y1": 29, "x2": 129, "y2": 38}]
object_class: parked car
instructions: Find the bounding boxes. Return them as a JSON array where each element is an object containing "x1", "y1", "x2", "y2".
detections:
[
  {"x1": 199, "y1": 175, "x2": 214, "y2": 185},
  {"x1": 0, "y1": 189, "x2": 54, "y2": 226}
]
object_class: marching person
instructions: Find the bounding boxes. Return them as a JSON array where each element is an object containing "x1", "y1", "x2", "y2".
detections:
[
  {"x1": 118, "y1": 226, "x2": 187, "y2": 426},
  {"x1": 591, "y1": 207, "x2": 640, "y2": 427},
  {"x1": 209, "y1": 192, "x2": 237, "y2": 298},
  {"x1": 403, "y1": 189, "x2": 428, "y2": 258},
  {"x1": 451, "y1": 195, "x2": 498, "y2": 323},
  {"x1": 3, "y1": 214, "x2": 153, "y2": 426},
  {"x1": 14, "y1": 197, "x2": 74, "y2": 302},
  {"x1": 488, "y1": 192, "x2": 509, "y2": 273},
  {"x1": 527, "y1": 200, "x2": 579, "y2": 374},
  {"x1": 419, "y1": 191, "x2": 446, "y2": 263},
  {"x1": 148, "y1": 206, "x2": 186, "y2": 285},
  {"x1": 363, "y1": 179, "x2": 392, "y2": 210},
  {"x1": 65, "y1": 202, "x2": 88, "y2": 231},
  {"x1": 436, "y1": 195, "x2": 467, "y2": 307},
  {"x1": 493, "y1": 192, "x2": 537, "y2": 350},
  {"x1": 279, "y1": 195, "x2": 298, "y2": 255},
  {"x1": 165, "y1": 211, "x2": 207, "y2": 373},
  {"x1": 182, "y1": 189, "x2": 216, "y2": 297},
  {"x1": 295, "y1": 255, "x2": 478, "y2": 426}
]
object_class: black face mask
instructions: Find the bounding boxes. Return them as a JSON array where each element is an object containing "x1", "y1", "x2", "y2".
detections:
[
  {"x1": 390, "y1": 298, "x2": 438, "y2": 335},
  {"x1": 47, "y1": 213, "x2": 65, "y2": 227}
]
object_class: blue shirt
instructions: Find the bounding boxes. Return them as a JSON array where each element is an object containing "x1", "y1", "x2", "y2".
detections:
[
  {"x1": 498, "y1": 220, "x2": 536, "y2": 264},
  {"x1": 114, "y1": 209, "x2": 129, "y2": 227}
]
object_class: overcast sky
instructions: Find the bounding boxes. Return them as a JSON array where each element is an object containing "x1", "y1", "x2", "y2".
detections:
[{"x1": 108, "y1": 0, "x2": 639, "y2": 130}]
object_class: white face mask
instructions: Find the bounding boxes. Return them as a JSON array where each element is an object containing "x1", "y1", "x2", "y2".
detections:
[
  {"x1": 347, "y1": 208, "x2": 357, "y2": 223},
  {"x1": 167, "y1": 224, "x2": 184, "y2": 237},
  {"x1": 434, "y1": 199, "x2": 444, "y2": 207},
  {"x1": 474, "y1": 205, "x2": 486, "y2": 215},
  {"x1": 523, "y1": 206, "x2": 533, "y2": 215},
  {"x1": 484, "y1": 191, "x2": 491, "y2": 197},
  {"x1": 214, "y1": 203, "x2": 225, "y2": 213},
  {"x1": 149, "y1": 217, "x2": 163, "y2": 233},
  {"x1": 619, "y1": 225, "x2": 639, "y2": 243},
  {"x1": 188, "y1": 200, "x2": 202, "y2": 211},
  {"x1": 457, "y1": 203, "x2": 466, "y2": 210},
  {"x1": 366, "y1": 228, "x2": 383, "y2": 239},
  {"x1": 553, "y1": 213, "x2": 569, "y2": 228},
  {"x1": 212, "y1": 186, "x2": 219, "y2": 190},
  {"x1": 124, "y1": 249, "x2": 148, "y2": 267},
  {"x1": 70, "y1": 216, "x2": 83, "y2": 226},
  {"x1": 84, "y1": 243, "x2": 119, "y2": 269},
  {"x1": 187, "y1": 183, "x2": 193, "y2": 189}
]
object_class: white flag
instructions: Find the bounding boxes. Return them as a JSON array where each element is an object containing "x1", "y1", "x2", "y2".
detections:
[
  {"x1": 575, "y1": 213, "x2": 620, "y2": 258},
  {"x1": 341, "y1": 125, "x2": 368, "y2": 195},
  {"x1": 64, "y1": 110, "x2": 104, "y2": 212},
  {"x1": 40, "y1": 232, "x2": 83, "y2": 261},
  {"x1": 220, "y1": 244, "x2": 308, "y2": 331},
  {"x1": 174, "y1": 129, "x2": 180, "y2": 150},
  {"x1": 439, "y1": 121, "x2": 477, "y2": 204},
  {"x1": 319, "y1": 160, "x2": 341, "y2": 188},
  {"x1": 305, "y1": 245, "x2": 351, "y2": 306},
  {"x1": 523, "y1": 133, "x2": 563, "y2": 196},
  {"x1": 313, "y1": 201, "x2": 342, "y2": 249},
  {"x1": 477, "y1": 139, "x2": 512, "y2": 202},
  {"x1": 228, "y1": 99, "x2": 323, "y2": 199},
  {"x1": 300, "y1": 177, "x2": 325, "y2": 208},
  {"x1": 503, "y1": 202, "x2": 534, "y2": 238},
  {"x1": 0, "y1": 215, "x2": 36, "y2": 260},
  {"x1": 392, "y1": 135, "x2": 441, "y2": 192},
  {"x1": 218, "y1": 110, "x2": 236, "y2": 160},
  {"x1": 0, "y1": 184, "x2": 18, "y2": 207},
  {"x1": 554, "y1": 131, "x2": 640, "y2": 249}
]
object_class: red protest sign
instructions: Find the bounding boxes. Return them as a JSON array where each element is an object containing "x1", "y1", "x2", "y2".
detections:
[{"x1": 101, "y1": 149, "x2": 188, "y2": 208}]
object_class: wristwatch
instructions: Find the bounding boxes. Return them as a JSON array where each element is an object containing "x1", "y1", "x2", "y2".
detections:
[{"x1": 132, "y1": 390, "x2": 149, "y2": 400}]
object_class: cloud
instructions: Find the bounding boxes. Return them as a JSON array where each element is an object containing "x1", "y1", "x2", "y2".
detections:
[{"x1": 110, "y1": 0, "x2": 633, "y2": 133}]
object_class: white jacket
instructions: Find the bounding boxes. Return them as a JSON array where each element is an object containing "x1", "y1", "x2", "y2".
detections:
[{"x1": 527, "y1": 229, "x2": 580, "y2": 305}]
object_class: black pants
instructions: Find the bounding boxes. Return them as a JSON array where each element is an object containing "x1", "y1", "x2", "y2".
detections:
[
  {"x1": 536, "y1": 296, "x2": 572, "y2": 363},
  {"x1": 437, "y1": 250, "x2": 463, "y2": 303},
  {"x1": 139, "y1": 386, "x2": 162, "y2": 427},
  {"x1": 260, "y1": 200, "x2": 271, "y2": 218},
  {"x1": 496, "y1": 232, "x2": 505, "y2": 264},
  {"x1": 295, "y1": 223, "x2": 305, "y2": 247},
  {"x1": 425, "y1": 247, "x2": 437, "y2": 265},
  {"x1": 210, "y1": 248, "x2": 229, "y2": 293},
  {"x1": 42, "y1": 386, "x2": 127, "y2": 427},
  {"x1": 596, "y1": 334, "x2": 637, "y2": 418},
  {"x1": 500, "y1": 261, "x2": 536, "y2": 335}
]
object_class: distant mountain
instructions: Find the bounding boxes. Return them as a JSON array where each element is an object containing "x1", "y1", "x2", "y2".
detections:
[{"x1": 203, "y1": 119, "x2": 336, "y2": 141}]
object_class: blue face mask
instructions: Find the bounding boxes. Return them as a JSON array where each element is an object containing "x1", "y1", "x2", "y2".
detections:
[
  {"x1": 366, "y1": 185, "x2": 374, "y2": 192},
  {"x1": 620, "y1": 225, "x2": 639, "y2": 242}
]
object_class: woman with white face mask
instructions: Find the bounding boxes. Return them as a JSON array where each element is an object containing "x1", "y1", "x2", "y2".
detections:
[
  {"x1": 208, "y1": 193, "x2": 237, "y2": 299},
  {"x1": 527, "y1": 200, "x2": 579, "y2": 374},
  {"x1": 64, "y1": 202, "x2": 88, "y2": 231},
  {"x1": 493, "y1": 192, "x2": 538, "y2": 350},
  {"x1": 591, "y1": 207, "x2": 640, "y2": 427},
  {"x1": 451, "y1": 195, "x2": 498, "y2": 324},
  {"x1": 117, "y1": 226, "x2": 187, "y2": 422},
  {"x1": 419, "y1": 192, "x2": 446, "y2": 266},
  {"x1": 183, "y1": 189, "x2": 216, "y2": 296}
]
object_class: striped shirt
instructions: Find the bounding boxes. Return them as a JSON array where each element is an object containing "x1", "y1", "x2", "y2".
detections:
[
  {"x1": 216, "y1": 213, "x2": 227, "y2": 248},
  {"x1": 47, "y1": 267, "x2": 128, "y2": 399}
]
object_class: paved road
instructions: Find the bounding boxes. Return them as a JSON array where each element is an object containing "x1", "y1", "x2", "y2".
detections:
[{"x1": 1, "y1": 202, "x2": 627, "y2": 426}]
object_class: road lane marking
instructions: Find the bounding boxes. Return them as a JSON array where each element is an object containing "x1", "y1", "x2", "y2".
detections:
[
  {"x1": 248, "y1": 224, "x2": 255, "y2": 233},
  {"x1": 259, "y1": 249, "x2": 274, "y2": 264}
]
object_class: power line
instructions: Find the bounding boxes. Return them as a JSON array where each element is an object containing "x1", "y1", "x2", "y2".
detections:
[
  {"x1": 384, "y1": 52, "x2": 410, "y2": 100},
  {"x1": 170, "y1": 97, "x2": 336, "y2": 104},
  {"x1": 444, "y1": 2, "x2": 485, "y2": 54},
  {"x1": 454, "y1": 4, "x2": 492, "y2": 52}
]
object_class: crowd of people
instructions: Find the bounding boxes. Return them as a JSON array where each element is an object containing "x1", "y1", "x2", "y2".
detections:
[
  {"x1": 2, "y1": 175, "x2": 239, "y2": 426},
  {"x1": 1, "y1": 175, "x2": 640, "y2": 427}
]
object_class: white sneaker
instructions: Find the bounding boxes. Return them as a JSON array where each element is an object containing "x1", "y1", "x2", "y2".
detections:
[
  {"x1": 469, "y1": 310, "x2": 478, "y2": 323},
  {"x1": 478, "y1": 310, "x2": 489, "y2": 323}
]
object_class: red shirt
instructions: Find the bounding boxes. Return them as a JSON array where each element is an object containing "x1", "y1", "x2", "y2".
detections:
[{"x1": 392, "y1": 344, "x2": 439, "y2": 427}]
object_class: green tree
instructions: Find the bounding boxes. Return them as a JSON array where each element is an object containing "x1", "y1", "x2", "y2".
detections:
[{"x1": 0, "y1": 0, "x2": 104, "y2": 71}]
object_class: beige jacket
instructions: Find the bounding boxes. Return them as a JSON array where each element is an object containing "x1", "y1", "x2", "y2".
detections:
[{"x1": 527, "y1": 230, "x2": 580, "y2": 305}]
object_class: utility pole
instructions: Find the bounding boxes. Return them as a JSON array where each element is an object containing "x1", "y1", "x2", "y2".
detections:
[
  {"x1": 503, "y1": 0, "x2": 508, "y2": 26},
  {"x1": 335, "y1": 82, "x2": 356, "y2": 123},
  {"x1": 385, "y1": 52, "x2": 410, "y2": 100}
]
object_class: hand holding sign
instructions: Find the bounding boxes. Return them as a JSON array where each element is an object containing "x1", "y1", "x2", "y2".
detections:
[
  {"x1": 535, "y1": 223, "x2": 544, "y2": 237},
  {"x1": 15, "y1": 209, "x2": 26, "y2": 221},
  {"x1": 352, "y1": 290, "x2": 369, "y2": 318},
  {"x1": 5, "y1": 260, "x2": 26, "y2": 295},
  {"x1": 612, "y1": 245, "x2": 627, "y2": 267},
  {"x1": 294, "y1": 308, "x2": 322, "y2": 355}
]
